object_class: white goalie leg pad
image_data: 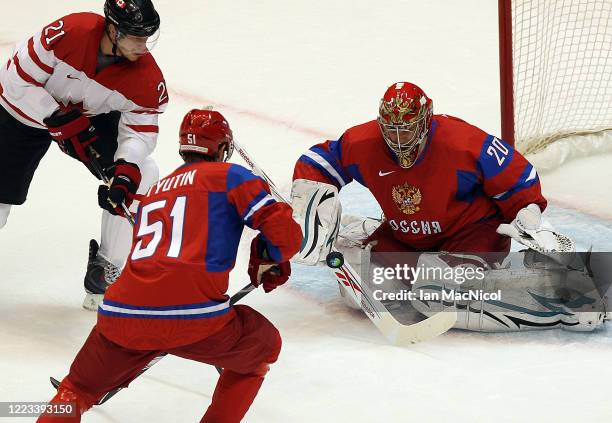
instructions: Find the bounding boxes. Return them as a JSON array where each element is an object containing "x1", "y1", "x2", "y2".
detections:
[
  {"x1": 291, "y1": 179, "x2": 341, "y2": 265},
  {"x1": 333, "y1": 215, "x2": 383, "y2": 309},
  {"x1": 99, "y1": 156, "x2": 159, "y2": 267},
  {"x1": 335, "y1": 240, "x2": 371, "y2": 310},
  {"x1": 411, "y1": 252, "x2": 606, "y2": 332},
  {"x1": 0, "y1": 203, "x2": 11, "y2": 229}
]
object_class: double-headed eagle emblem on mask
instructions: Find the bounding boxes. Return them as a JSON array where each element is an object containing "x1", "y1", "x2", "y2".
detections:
[
  {"x1": 392, "y1": 183, "x2": 422, "y2": 215},
  {"x1": 380, "y1": 95, "x2": 417, "y2": 124}
]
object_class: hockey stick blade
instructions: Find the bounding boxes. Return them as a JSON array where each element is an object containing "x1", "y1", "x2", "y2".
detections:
[{"x1": 334, "y1": 262, "x2": 457, "y2": 345}]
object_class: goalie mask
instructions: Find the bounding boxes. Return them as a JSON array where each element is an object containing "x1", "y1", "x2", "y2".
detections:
[
  {"x1": 179, "y1": 109, "x2": 234, "y2": 162},
  {"x1": 377, "y1": 82, "x2": 433, "y2": 168}
]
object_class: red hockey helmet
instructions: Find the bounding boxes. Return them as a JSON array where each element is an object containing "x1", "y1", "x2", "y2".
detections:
[
  {"x1": 179, "y1": 109, "x2": 234, "y2": 162},
  {"x1": 377, "y1": 82, "x2": 433, "y2": 168}
]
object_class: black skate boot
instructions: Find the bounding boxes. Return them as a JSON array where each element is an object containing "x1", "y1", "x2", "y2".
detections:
[{"x1": 83, "y1": 239, "x2": 121, "y2": 311}]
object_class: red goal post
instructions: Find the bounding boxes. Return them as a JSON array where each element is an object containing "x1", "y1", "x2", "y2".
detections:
[{"x1": 498, "y1": 0, "x2": 612, "y2": 167}]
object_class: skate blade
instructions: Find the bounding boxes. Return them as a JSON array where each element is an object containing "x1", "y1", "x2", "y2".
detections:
[{"x1": 82, "y1": 293, "x2": 103, "y2": 312}]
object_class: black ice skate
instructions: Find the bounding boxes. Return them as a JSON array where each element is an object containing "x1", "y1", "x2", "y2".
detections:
[{"x1": 82, "y1": 239, "x2": 121, "y2": 311}]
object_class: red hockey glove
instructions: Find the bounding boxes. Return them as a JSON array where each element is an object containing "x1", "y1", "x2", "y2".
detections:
[
  {"x1": 97, "y1": 160, "x2": 141, "y2": 216},
  {"x1": 248, "y1": 234, "x2": 291, "y2": 293},
  {"x1": 44, "y1": 109, "x2": 98, "y2": 163}
]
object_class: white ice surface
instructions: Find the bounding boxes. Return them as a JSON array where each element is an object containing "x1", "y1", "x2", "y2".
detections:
[{"x1": 1, "y1": 1, "x2": 612, "y2": 422}]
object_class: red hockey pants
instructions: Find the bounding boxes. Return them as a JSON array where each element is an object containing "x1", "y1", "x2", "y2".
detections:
[{"x1": 39, "y1": 305, "x2": 281, "y2": 423}]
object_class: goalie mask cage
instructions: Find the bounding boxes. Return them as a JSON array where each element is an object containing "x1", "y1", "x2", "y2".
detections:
[{"x1": 499, "y1": 0, "x2": 612, "y2": 166}]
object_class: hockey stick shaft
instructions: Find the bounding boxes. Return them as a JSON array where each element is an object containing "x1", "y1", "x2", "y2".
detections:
[
  {"x1": 234, "y1": 141, "x2": 288, "y2": 203},
  {"x1": 50, "y1": 283, "x2": 255, "y2": 405}
]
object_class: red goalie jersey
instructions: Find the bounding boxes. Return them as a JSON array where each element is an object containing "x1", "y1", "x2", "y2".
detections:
[
  {"x1": 97, "y1": 162, "x2": 301, "y2": 350},
  {"x1": 293, "y1": 114, "x2": 547, "y2": 251}
]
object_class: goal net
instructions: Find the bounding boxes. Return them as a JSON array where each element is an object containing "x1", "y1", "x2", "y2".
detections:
[{"x1": 499, "y1": 0, "x2": 612, "y2": 170}]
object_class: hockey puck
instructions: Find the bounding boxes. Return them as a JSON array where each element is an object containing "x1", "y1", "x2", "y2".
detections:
[{"x1": 326, "y1": 251, "x2": 344, "y2": 269}]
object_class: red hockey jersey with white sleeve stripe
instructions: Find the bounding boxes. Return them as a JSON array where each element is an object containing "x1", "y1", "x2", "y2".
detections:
[
  {"x1": 97, "y1": 162, "x2": 302, "y2": 350},
  {"x1": 0, "y1": 12, "x2": 167, "y2": 167},
  {"x1": 294, "y1": 115, "x2": 547, "y2": 251}
]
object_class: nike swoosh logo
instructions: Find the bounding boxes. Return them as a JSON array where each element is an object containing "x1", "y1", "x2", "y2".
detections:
[
  {"x1": 379, "y1": 170, "x2": 395, "y2": 176},
  {"x1": 66, "y1": 74, "x2": 80, "y2": 80}
]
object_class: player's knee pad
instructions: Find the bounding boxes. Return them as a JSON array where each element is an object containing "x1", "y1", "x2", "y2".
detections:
[
  {"x1": 262, "y1": 325, "x2": 282, "y2": 365},
  {"x1": 234, "y1": 305, "x2": 282, "y2": 367},
  {"x1": 250, "y1": 363, "x2": 271, "y2": 377},
  {"x1": 0, "y1": 203, "x2": 11, "y2": 229},
  {"x1": 137, "y1": 156, "x2": 159, "y2": 194}
]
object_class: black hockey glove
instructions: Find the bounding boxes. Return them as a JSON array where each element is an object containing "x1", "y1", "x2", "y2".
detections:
[
  {"x1": 98, "y1": 160, "x2": 141, "y2": 216},
  {"x1": 44, "y1": 109, "x2": 98, "y2": 163}
]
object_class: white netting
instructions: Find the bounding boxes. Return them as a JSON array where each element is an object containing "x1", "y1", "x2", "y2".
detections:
[{"x1": 511, "y1": 0, "x2": 612, "y2": 156}]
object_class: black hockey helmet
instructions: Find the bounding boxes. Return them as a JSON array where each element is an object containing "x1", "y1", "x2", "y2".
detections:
[{"x1": 104, "y1": 0, "x2": 160, "y2": 37}]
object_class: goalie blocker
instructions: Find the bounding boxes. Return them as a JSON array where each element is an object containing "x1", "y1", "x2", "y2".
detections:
[{"x1": 291, "y1": 179, "x2": 342, "y2": 266}]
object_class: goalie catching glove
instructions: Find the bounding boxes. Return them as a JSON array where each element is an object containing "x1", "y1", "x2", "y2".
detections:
[
  {"x1": 44, "y1": 109, "x2": 98, "y2": 163},
  {"x1": 97, "y1": 160, "x2": 141, "y2": 217},
  {"x1": 496, "y1": 203, "x2": 575, "y2": 258},
  {"x1": 248, "y1": 234, "x2": 291, "y2": 293}
]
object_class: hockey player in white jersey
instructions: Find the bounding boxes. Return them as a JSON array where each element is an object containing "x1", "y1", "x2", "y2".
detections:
[{"x1": 0, "y1": 0, "x2": 167, "y2": 309}]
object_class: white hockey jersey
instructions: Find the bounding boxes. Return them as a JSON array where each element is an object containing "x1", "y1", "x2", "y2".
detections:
[{"x1": 0, "y1": 12, "x2": 168, "y2": 167}]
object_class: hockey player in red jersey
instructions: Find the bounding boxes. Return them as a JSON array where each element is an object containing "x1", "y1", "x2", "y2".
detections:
[
  {"x1": 37, "y1": 108, "x2": 303, "y2": 423},
  {"x1": 292, "y1": 81, "x2": 548, "y2": 260},
  {"x1": 0, "y1": 0, "x2": 167, "y2": 310}
]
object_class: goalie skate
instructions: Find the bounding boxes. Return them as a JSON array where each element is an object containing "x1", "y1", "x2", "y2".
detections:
[{"x1": 82, "y1": 239, "x2": 121, "y2": 311}]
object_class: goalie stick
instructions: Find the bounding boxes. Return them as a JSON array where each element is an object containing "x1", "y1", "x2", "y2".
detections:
[
  {"x1": 233, "y1": 140, "x2": 457, "y2": 345},
  {"x1": 333, "y1": 262, "x2": 457, "y2": 345},
  {"x1": 50, "y1": 283, "x2": 256, "y2": 405}
]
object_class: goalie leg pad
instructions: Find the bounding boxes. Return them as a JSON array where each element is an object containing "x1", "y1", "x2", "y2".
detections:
[
  {"x1": 333, "y1": 215, "x2": 386, "y2": 309},
  {"x1": 334, "y1": 239, "x2": 372, "y2": 310},
  {"x1": 291, "y1": 179, "x2": 341, "y2": 265},
  {"x1": 411, "y1": 252, "x2": 606, "y2": 332}
]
